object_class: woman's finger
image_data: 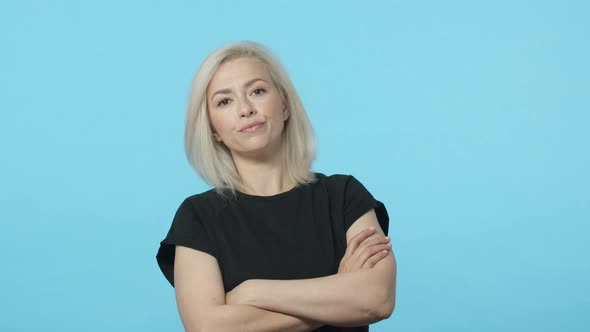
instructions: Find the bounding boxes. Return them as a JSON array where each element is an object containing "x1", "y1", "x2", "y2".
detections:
[
  {"x1": 361, "y1": 245, "x2": 392, "y2": 269},
  {"x1": 344, "y1": 228, "x2": 377, "y2": 260},
  {"x1": 353, "y1": 242, "x2": 390, "y2": 268},
  {"x1": 357, "y1": 235, "x2": 390, "y2": 251},
  {"x1": 349, "y1": 235, "x2": 390, "y2": 268}
]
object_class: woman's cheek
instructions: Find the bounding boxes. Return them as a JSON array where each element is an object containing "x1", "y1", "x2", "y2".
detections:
[{"x1": 211, "y1": 113, "x2": 227, "y2": 131}]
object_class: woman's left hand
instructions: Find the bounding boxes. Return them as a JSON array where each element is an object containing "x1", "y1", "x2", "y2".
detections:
[{"x1": 338, "y1": 228, "x2": 392, "y2": 274}]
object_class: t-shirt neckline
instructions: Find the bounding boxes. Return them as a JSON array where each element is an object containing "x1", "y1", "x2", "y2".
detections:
[{"x1": 234, "y1": 172, "x2": 323, "y2": 201}]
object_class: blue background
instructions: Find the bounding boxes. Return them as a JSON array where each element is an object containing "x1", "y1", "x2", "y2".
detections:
[{"x1": 1, "y1": 0, "x2": 588, "y2": 331}]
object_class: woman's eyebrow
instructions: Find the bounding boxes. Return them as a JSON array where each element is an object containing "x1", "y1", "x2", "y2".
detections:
[{"x1": 210, "y1": 78, "x2": 268, "y2": 101}]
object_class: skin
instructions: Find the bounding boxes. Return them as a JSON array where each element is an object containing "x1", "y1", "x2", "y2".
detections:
[
  {"x1": 206, "y1": 56, "x2": 293, "y2": 196},
  {"x1": 338, "y1": 228, "x2": 392, "y2": 273}
]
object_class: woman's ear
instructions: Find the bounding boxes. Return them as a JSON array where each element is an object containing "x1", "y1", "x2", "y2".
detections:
[
  {"x1": 209, "y1": 120, "x2": 222, "y2": 142},
  {"x1": 283, "y1": 103, "x2": 290, "y2": 121}
]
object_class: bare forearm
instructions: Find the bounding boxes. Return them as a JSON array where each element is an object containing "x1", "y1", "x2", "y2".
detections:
[
  {"x1": 200, "y1": 303, "x2": 323, "y2": 332},
  {"x1": 244, "y1": 268, "x2": 387, "y2": 327},
  {"x1": 262, "y1": 273, "x2": 378, "y2": 326}
]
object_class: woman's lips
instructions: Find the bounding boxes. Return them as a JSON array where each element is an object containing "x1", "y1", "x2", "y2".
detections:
[{"x1": 240, "y1": 122, "x2": 264, "y2": 133}]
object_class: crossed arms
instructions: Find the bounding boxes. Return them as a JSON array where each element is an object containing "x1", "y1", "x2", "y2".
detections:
[{"x1": 174, "y1": 209, "x2": 397, "y2": 332}]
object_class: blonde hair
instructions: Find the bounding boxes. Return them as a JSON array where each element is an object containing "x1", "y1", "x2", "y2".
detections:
[{"x1": 184, "y1": 41, "x2": 317, "y2": 199}]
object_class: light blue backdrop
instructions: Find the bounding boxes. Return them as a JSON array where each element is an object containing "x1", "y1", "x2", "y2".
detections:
[{"x1": 1, "y1": 0, "x2": 588, "y2": 331}]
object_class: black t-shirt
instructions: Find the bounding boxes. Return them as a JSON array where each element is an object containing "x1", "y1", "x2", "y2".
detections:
[{"x1": 156, "y1": 172, "x2": 390, "y2": 331}]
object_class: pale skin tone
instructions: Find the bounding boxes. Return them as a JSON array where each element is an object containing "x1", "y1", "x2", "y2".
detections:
[
  {"x1": 207, "y1": 56, "x2": 293, "y2": 196},
  {"x1": 173, "y1": 56, "x2": 397, "y2": 332}
]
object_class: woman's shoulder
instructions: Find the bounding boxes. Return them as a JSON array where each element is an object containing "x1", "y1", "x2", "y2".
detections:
[
  {"x1": 310, "y1": 173, "x2": 371, "y2": 202},
  {"x1": 314, "y1": 171, "x2": 351, "y2": 180},
  {"x1": 316, "y1": 172, "x2": 356, "y2": 186},
  {"x1": 180, "y1": 188, "x2": 229, "y2": 218},
  {"x1": 184, "y1": 187, "x2": 217, "y2": 203}
]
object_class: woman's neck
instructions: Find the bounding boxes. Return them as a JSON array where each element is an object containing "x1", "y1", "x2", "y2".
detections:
[{"x1": 232, "y1": 149, "x2": 295, "y2": 197}]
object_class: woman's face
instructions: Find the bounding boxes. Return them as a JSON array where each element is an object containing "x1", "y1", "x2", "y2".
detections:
[{"x1": 206, "y1": 57, "x2": 289, "y2": 159}]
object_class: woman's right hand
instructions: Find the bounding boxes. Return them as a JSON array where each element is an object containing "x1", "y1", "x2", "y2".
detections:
[{"x1": 337, "y1": 227, "x2": 392, "y2": 274}]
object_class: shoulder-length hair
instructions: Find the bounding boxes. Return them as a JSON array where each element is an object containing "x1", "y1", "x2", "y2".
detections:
[{"x1": 184, "y1": 41, "x2": 317, "y2": 199}]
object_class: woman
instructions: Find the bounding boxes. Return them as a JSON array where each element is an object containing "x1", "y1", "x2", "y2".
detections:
[{"x1": 156, "y1": 41, "x2": 397, "y2": 332}]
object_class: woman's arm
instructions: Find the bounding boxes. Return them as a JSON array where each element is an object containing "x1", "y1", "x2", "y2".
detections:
[
  {"x1": 229, "y1": 211, "x2": 397, "y2": 327},
  {"x1": 174, "y1": 245, "x2": 324, "y2": 332},
  {"x1": 200, "y1": 304, "x2": 323, "y2": 332},
  {"x1": 236, "y1": 253, "x2": 396, "y2": 327}
]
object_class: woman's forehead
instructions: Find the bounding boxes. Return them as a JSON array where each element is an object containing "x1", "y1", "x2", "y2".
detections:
[{"x1": 208, "y1": 57, "x2": 271, "y2": 94}]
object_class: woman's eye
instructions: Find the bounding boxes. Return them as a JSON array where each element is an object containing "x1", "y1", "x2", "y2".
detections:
[
  {"x1": 216, "y1": 89, "x2": 264, "y2": 107},
  {"x1": 217, "y1": 98, "x2": 230, "y2": 107},
  {"x1": 252, "y1": 88, "x2": 266, "y2": 95}
]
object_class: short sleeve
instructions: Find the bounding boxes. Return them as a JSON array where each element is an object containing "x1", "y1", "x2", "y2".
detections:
[
  {"x1": 156, "y1": 197, "x2": 218, "y2": 287},
  {"x1": 343, "y1": 175, "x2": 390, "y2": 236}
]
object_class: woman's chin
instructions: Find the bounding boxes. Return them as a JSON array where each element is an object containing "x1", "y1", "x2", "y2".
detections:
[{"x1": 232, "y1": 141, "x2": 284, "y2": 158}]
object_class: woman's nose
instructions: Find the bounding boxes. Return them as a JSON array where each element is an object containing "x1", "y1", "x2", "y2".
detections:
[{"x1": 238, "y1": 99, "x2": 256, "y2": 117}]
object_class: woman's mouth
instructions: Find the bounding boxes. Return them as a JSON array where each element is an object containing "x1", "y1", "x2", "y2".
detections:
[{"x1": 240, "y1": 122, "x2": 265, "y2": 133}]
